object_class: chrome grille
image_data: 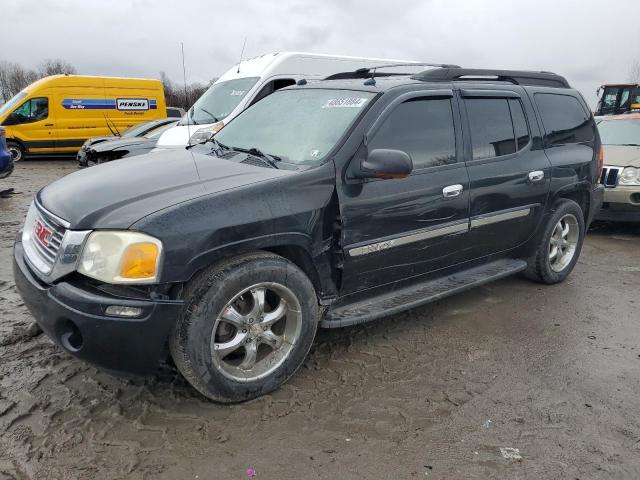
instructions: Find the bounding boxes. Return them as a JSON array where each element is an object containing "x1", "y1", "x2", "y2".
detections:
[
  {"x1": 22, "y1": 201, "x2": 69, "y2": 277},
  {"x1": 600, "y1": 166, "x2": 622, "y2": 188},
  {"x1": 32, "y1": 208, "x2": 66, "y2": 269}
]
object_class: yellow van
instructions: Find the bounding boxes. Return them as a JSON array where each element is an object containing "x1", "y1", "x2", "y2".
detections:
[{"x1": 0, "y1": 75, "x2": 166, "y2": 161}]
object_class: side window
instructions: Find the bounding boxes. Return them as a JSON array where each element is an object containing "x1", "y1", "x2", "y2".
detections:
[
  {"x1": 535, "y1": 93, "x2": 593, "y2": 146},
  {"x1": 250, "y1": 78, "x2": 296, "y2": 106},
  {"x1": 620, "y1": 89, "x2": 631, "y2": 108},
  {"x1": 509, "y1": 98, "x2": 530, "y2": 150},
  {"x1": 369, "y1": 98, "x2": 456, "y2": 169},
  {"x1": 9, "y1": 97, "x2": 49, "y2": 124},
  {"x1": 466, "y1": 98, "x2": 517, "y2": 160},
  {"x1": 602, "y1": 87, "x2": 619, "y2": 109}
]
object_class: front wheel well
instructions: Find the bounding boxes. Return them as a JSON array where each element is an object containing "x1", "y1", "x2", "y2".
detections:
[
  {"x1": 6, "y1": 138, "x2": 25, "y2": 149},
  {"x1": 262, "y1": 245, "x2": 322, "y2": 296}
]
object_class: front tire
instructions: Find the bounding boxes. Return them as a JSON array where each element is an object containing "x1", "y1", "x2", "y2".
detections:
[
  {"x1": 524, "y1": 199, "x2": 585, "y2": 284},
  {"x1": 170, "y1": 252, "x2": 319, "y2": 403},
  {"x1": 6, "y1": 141, "x2": 25, "y2": 163}
]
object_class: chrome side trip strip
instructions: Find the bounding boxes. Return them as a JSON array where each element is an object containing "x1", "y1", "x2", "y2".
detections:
[
  {"x1": 470, "y1": 207, "x2": 531, "y2": 229},
  {"x1": 348, "y1": 220, "x2": 468, "y2": 257}
]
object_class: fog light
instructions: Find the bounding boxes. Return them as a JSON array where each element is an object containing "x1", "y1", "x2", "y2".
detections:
[{"x1": 105, "y1": 305, "x2": 143, "y2": 318}]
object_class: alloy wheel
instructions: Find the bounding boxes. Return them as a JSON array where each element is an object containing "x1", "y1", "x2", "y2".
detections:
[
  {"x1": 548, "y1": 213, "x2": 579, "y2": 273},
  {"x1": 210, "y1": 282, "x2": 303, "y2": 382}
]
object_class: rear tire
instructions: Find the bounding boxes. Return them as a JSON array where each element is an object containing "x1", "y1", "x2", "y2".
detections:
[
  {"x1": 170, "y1": 252, "x2": 319, "y2": 403},
  {"x1": 524, "y1": 199, "x2": 585, "y2": 284},
  {"x1": 6, "y1": 141, "x2": 24, "y2": 163}
]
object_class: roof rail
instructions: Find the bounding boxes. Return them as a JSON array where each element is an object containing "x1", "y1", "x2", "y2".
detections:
[
  {"x1": 413, "y1": 68, "x2": 571, "y2": 88},
  {"x1": 324, "y1": 63, "x2": 460, "y2": 81}
]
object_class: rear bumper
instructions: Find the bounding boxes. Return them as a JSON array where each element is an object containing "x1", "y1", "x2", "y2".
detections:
[
  {"x1": 596, "y1": 185, "x2": 640, "y2": 222},
  {"x1": 13, "y1": 239, "x2": 183, "y2": 375}
]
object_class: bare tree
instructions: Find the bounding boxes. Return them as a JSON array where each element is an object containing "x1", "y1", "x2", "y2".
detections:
[
  {"x1": 0, "y1": 59, "x2": 75, "y2": 103},
  {"x1": 0, "y1": 62, "x2": 39, "y2": 103},
  {"x1": 0, "y1": 59, "x2": 208, "y2": 111},
  {"x1": 629, "y1": 61, "x2": 640, "y2": 83},
  {"x1": 159, "y1": 70, "x2": 209, "y2": 110},
  {"x1": 0, "y1": 62, "x2": 12, "y2": 103},
  {"x1": 38, "y1": 58, "x2": 76, "y2": 77}
]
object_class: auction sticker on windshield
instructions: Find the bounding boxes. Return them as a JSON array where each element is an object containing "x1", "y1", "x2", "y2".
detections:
[{"x1": 322, "y1": 98, "x2": 369, "y2": 108}]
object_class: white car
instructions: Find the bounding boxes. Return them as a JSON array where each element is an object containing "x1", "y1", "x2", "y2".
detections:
[{"x1": 155, "y1": 51, "x2": 420, "y2": 148}]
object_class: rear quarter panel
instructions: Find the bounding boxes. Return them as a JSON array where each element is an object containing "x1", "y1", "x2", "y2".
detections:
[{"x1": 525, "y1": 87, "x2": 599, "y2": 203}]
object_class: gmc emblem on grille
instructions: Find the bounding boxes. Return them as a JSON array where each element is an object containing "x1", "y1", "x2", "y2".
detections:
[{"x1": 34, "y1": 220, "x2": 52, "y2": 247}]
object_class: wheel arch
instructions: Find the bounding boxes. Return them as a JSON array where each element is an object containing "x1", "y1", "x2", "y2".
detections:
[
  {"x1": 551, "y1": 181, "x2": 591, "y2": 223},
  {"x1": 6, "y1": 137, "x2": 26, "y2": 150},
  {"x1": 180, "y1": 233, "x2": 337, "y2": 302}
]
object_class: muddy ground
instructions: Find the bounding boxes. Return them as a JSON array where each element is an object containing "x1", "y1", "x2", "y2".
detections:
[{"x1": 0, "y1": 160, "x2": 639, "y2": 480}]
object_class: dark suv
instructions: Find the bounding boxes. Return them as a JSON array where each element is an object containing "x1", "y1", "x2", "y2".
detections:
[{"x1": 13, "y1": 66, "x2": 604, "y2": 403}]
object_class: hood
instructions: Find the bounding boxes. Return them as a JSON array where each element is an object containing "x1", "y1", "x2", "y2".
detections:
[
  {"x1": 39, "y1": 148, "x2": 294, "y2": 230},
  {"x1": 155, "y1": 123, "x2": 215, "y2": 147},
  {"x1": 89, "y1": 136, "x2": 154, "y2": 152},
  {"x1": 603, "y1": 145, "x2": 640, "y2": 168},
  {"x1": 85, "y1": 136, "x2": 116, "y2": 148}
]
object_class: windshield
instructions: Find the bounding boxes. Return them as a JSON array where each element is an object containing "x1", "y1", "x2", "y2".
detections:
[
  {"x1": 0, "y1": 91, "x2": 27, "y2": 117},
  {"x1": 215, "y1": 89, "x2": 376, "y2": 165},
  {"x1": 598, "y1": 119, "x2": 640, "y2": 146},
  {"x1": 180, "y1": 77, "x2": 259, "y2": 126}
]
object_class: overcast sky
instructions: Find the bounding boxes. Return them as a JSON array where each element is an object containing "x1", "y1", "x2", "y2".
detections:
[{"x1": 2, "y1": 0, "x2": 639, "y2": 107}]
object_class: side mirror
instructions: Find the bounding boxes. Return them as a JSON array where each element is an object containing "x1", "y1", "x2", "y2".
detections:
[{"x1": 358, "y1": 148, "x2": 413, "y2": 180}]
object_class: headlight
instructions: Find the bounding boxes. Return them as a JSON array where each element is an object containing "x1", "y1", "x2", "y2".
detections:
[
  {"x1": 619, "y1": 166, "x2": 640, "y2": 186},
  {"x1": 78, "y1": 231, "x2": 163, "y2": 284},
  {"x1": 188, "y1": 121, "x2": 225, "y2": 144}
]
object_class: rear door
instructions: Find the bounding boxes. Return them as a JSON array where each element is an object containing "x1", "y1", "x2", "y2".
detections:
[
  {"x1": 460, "y1": 87, "x2": 551, "y2": 257},
  {"x1": 338, "y1": 89, "x2": 472, "y2": 294}
]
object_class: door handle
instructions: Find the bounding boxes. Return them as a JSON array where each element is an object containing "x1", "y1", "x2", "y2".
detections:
[
  {"x1": 44, "y1": 123, "x2": 54, "y2": 127},
  {"x1": 442, "y1": 184, "x2": 463, "y2": 198},
  {"x1": 528, "y1": 170, "x2": 545, "y2": 183}
]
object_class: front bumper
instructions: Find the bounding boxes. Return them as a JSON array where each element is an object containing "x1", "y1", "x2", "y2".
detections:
[
  {"x1": 76, "y1": 148, "x2": 89, "y2": 168},
  {"x1": 587, "y1": 184, "x2": 605, "y2": 227},
  {"x1": 13, "y1": 240, "x2": 183, "y2": 375},
  {"x1": 596, "y1": 185, "x2": 640, "y2": 222}
]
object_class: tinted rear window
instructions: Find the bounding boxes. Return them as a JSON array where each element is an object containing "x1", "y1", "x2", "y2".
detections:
[
  {"x1": 535, "y1": 93, "x2": 594, "y2": 146},
  {"x1": 466, "y1": 98, "x2": 517, "y2": 160}
]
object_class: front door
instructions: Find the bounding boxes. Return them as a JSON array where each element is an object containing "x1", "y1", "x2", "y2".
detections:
[
  {"x1": 460, "y1": 88, "x2": 551, "y2": 258},
  {"x1": 4, "y1": 95, "x2": 56, "y2": 155},
  {"x1": 338, "y1": 90, "x2": 472, "y2": 295}
]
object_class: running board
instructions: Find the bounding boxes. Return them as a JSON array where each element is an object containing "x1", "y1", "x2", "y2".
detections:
[{"x1": 321, "y1": 259, "x2": 527, "y2": 328}]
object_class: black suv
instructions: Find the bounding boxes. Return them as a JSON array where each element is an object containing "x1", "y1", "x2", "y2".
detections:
[{"x1": 13, "y1": 66, "x2": 604, "y2": 403}]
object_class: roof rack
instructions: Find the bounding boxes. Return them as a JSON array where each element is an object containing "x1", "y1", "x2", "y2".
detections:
[
  {"x1": 324, "y1": 63, "x2": 461, "y2": 82},
  {"x1": 413, "y1": 68, "x2": 570, "y2": 88}
]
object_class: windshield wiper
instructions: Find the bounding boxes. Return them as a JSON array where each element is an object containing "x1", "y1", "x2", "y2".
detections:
[
  {"x1": 619, "y1": 143, "x2": 640, "y2": 147},
  {"x1": 229, "y1": 146, "x2": 281, "y2": 168},
  {"x1": 200, "y1": 108, "x2": 219, "y2": 123}
]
